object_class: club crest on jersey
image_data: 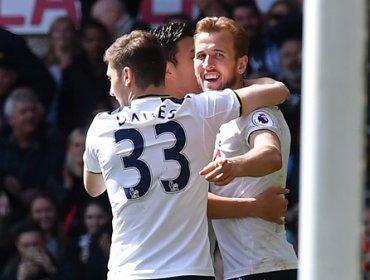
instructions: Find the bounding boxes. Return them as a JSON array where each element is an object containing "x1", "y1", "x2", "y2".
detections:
[
  {"x1": 169, "y1": 180, "x2": 179, "y2": 192},
  {"x1": 251, "y1": 111, "x2": 273, "y2": 127},
  {"x1": 126, "y1": 187, "x2": 140, "y2": 199}
]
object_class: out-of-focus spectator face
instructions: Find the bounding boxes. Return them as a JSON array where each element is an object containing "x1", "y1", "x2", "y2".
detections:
[
  {"x1": 84, "y1": 203, "x2": 109, "y2": 235},
  {"x1": 0, "y1": 191, "x2": 11, "y2": 216},
  {"x1": 193, "y1": 0, "x2": 228, "y2": 17},
  {"x1": 9, "y1": 100, "x2": 41, "y2": 135},
  {"x1": 91, "y1": 0, "x2": 123, "y2": 36},
  {"x1": 16, "y1": 231, "x2": 44, "y2": 257},
  {"x1": 280, "y1": 38, "x2": 302, "y2": 71},
  {"x1": 279, "y1": 38, "x2": 302, "y2": 91},
  {"x1": 193, "y1": 0, "x2": 212, "y2": 11},
  {"x1": 68, "y1": 130, "x2": 86, "y2": 165},
  {"x1": 0, "y1": 68, "x2": 17, "y2": 97},
  {"x1": 232, "y1": 6, "x2": 261, "y2": 39},
  {"x1": 266, "y1": 1, "x2": 292, "y2": 29},
  {"x1": 82, "y1": 27, "x2": 109, "y2": 62},
  {"x1": 30, "y1": 197, "x2": 57, "y2": 233},
  {"x1": 49, "y1": 18, "x2": 77, "y2": 50}
]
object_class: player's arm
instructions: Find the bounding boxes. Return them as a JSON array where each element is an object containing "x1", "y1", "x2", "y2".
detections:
[
  {"x1": 83, "y1": 166, "x2": 106, "y2": 197},
  {"x1": 207, "y1": 188, "x2": 288, "y2": 224},
  {"x1": 200, "y1": 130, "x2": 282, "y2": 185},
  {"x1": 235, "y1": 78, "x2": 289, "y2": 116}
]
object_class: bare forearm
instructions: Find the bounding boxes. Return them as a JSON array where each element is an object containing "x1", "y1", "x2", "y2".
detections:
[
  {"x1": 231, "y1": 145, "x2": 282, "y2": 177},
  {"x1": 207, "y1": 192, "x2": 258, "y2": 219},
  {"x1": 208, "y1": 188, "x2": 289, "y2": 223}
]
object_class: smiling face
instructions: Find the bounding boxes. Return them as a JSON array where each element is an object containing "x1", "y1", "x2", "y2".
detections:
[
  {"x1": 84, "y1": 203, "x2": 109, "y2": 235},
  {"x1": 194, "y1": 30, "x2": 247, "y2": 91},
  {"x1": 30, "y1": 197, "x2": 57, "y2": 234}
]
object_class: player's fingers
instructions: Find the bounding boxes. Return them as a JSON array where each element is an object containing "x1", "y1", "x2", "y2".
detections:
[
  {"x1": 205, "y1": 168, "x2": 224, "y2": 181},
  {"x1": 213, "y1": 174, "x2": 233, "y2": 186},
  {"x1": 204, "y1": 160, "x2": 228, "y2": 180},
  {"x1": 199, "y1": 161, "x2": 218, "y2": 176}
]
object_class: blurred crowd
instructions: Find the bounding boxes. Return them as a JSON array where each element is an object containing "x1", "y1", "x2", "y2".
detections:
[{"x1": 0, "y1": 0, "x2": 368, "y2": 279}]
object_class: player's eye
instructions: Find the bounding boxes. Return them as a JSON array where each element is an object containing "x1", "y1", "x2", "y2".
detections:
[
  {"x1": 195, "y1": 53, "x2": 206, "y2": 60},
  {"x1": 215, "y1": 52, "x2": 224, "y2": 58}
]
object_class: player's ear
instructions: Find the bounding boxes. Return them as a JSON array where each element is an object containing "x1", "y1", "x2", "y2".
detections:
[
  {"x1": 237, "y1": 55, "x2": 248, "y2": 75},
  {"x1": 123, "y1": 66, "x2": 134, "y2": 87},
  {"x1": 166, "y1": 61, "x2": 175, "y2": 79}
]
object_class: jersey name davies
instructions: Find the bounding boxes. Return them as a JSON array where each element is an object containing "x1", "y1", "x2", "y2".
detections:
[{"x1": 116, "y1": 105, "x2": 177, "y2": 126}]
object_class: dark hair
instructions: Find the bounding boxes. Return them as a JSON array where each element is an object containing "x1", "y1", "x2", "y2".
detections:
[
  {"x1": 164, "y1": 13, "x2": 192, "y2": 24},
  {"x1": 11, "y1": 220, "x2": 43, "y2": 243},
  {"x1": 29, "y1": 192, "x2": 60, "y2": 214},
  {"x1": 0, "y1": 51, "x2": 16, "y2": 71},
  {"x1": 232, "y1": 0, "x2": 261, "y2": 17},
  {"x1": 151, "y1": 22, "x2": 195, "y2": 66},
  {"x1": 79, "y1": 19, "x2": 110, "y2": 43},
  {"x1": 104, "y1": 30, "x2": 166, "y2": 89}
]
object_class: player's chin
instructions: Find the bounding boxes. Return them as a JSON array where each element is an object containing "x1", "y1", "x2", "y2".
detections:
[{"x1": 202, "y1": 80, "x2": 222, "y2": 91}]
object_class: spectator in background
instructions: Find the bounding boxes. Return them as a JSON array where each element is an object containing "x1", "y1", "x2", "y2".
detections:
[
  {"x1": 62, "y1": 127, "x2": 88, "y2": 236},
  {"x1": 0, "y1": 27, "x2": 55, "y2": 111},
  {"x1": 79, "y1": 0, "x2": 143, "y2": 26},
  {"x1": 44, "y1": 16, "x2": 80, "y2": 126},
  {"x1": 278, "y1": 37, "x2": 302, "y2": 95},
  {"x1": 0, "y1": 87, "x2": 64, "y2": 210},
  {"x1": 58, "y1": 20, "x2": 114, "y2": 137},
  {"x1": 266, "y1": 0, "x2": 303, "y2": 50},
  {"x1": 62, "y1": 127, "x2": 110, "y2": 237},
  {"x1": 231, "y1": 0, "x2": 280, "y2": 78},
  {"x1": 0, "y1": 54, "x2": 18, "y2": 133},
  {"x1": 0, "y1": 220, "x2": 57, "y2": 280},
  {"x1": 278, "y1": 36, "x2": 302, "y2": 221},
  {"x1": 264, "y1": 0, "x2": 297, "y2": 47},
  {"x1": 67, "y1": 200, "x2": 111, "y2": 280},
  {"x1": 28, "y1": 193, "x2": 69, "y2": 262},
  {"x1": 164, "y1": 13, "x2": 193, "y2": 24},
  {"x1": 192, "y1": 0, "x2": 230, "y2": 23},
  {"x1": 265, "y1": 1, "x2": 295, "y2": 31},
  {"x1": 44, "y1": 16, "x2": 80, "y2": 74},
  {"x1": 91, "y1": 0, "x2": 150, "y2": 41},
  {"x1": 0, "y1": 190, "x2": 23, "y2": 273}
]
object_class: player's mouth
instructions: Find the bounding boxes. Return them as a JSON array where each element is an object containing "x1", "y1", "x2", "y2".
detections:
[
  {"x1": 204, "y1": 73, "x2": 220, "y2": 81},
  {"x1": 203, "y1": 72, "x2": 221, "y2": 90}
]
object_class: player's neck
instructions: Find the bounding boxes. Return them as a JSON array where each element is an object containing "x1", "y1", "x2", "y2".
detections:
[
  {"x1": 232, "y1": 76, "x2": 245, "y2": 90},
  {"x1": 136, "y1": 85, "x2": 168, "y2": 99}
]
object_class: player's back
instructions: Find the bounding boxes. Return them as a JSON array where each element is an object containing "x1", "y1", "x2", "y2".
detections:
[{"x1": 84, "y1": 90, "x2": 240, "y2": 279}]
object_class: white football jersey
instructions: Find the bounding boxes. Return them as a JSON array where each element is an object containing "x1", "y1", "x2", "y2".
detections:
[
  {"x1": 83, "y1": 89, "x2": 241, "y2": 279},
  {"x1": 210, "y1": 106, "x2": 298, "y2": 279}
]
